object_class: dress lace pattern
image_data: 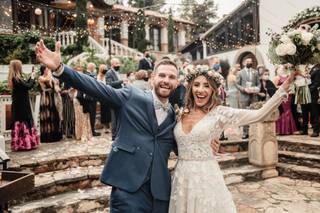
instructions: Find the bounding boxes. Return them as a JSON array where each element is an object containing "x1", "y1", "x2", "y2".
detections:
[{"x1": 169, "y1": 87, "x2": 287, "y2": 213}]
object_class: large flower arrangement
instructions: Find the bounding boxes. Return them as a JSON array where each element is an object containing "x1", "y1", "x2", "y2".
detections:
[
  {"x1": 268, "y1": 24, "x2": 320, "y2": 66},
  {"x1": 268, "y1": 24, "x2": 320, "y2": 104}
]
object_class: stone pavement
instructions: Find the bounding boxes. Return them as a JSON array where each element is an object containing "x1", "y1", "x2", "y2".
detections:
[{"x1": 230, "y1": 177, "x2": 320, "y2": 213}]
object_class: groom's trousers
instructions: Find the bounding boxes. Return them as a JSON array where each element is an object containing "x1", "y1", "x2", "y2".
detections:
[{"x1": 110, "y1": 180, "x2": 169, "y2": 213}]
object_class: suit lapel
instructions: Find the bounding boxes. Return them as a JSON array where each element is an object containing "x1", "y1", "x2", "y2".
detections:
[{"x1": 146, "y1": 91, "x2": 159, "y2": 134}]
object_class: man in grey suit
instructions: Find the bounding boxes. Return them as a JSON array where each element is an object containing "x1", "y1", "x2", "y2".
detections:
[
  {"x1": 35, "y1": 40, "x2": 220, "y2": 213},
  {"x1": 236, "y1": 57, "x2": 261, "y2": 139}
]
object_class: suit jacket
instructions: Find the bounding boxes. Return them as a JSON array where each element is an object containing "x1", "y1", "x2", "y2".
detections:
[
  {"x1": 56, "y1": 66, "x2": 178, "y2": 201},
  {"x1": 138, "y1": 57, "x2": 153, "y2": 71},
  {"x1": 236, "y1": 68, "x2": 261, "y2": 102},
  {"x1": 106, "y1": 69, "x2": 123, "y2": 89},
  {"x1": 309, "y1": 64, "x2": 320, "y2": 102}
]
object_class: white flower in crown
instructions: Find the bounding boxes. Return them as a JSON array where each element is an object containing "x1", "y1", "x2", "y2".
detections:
[
  {"x1": 207, "y1": 70, "x2": 214, "y2": 77},
  {"x1": 201, "y1": 65, "x2": 209, "y2": 71},
  {"x1": 189, "y1": 67, "x2": 196, "y2": 74}
]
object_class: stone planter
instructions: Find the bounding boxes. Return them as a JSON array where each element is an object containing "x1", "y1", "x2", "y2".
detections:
[{"x1": 248, "y1": 109, "x2": 279, "y2": 178}]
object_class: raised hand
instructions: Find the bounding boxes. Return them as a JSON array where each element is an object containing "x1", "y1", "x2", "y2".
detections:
[
  {"x1": 35, "y1": 40, "x2": 61, "y2": 71},
  {"x1": 282, "y1": 70, "x2": 298, "y2": 92}
]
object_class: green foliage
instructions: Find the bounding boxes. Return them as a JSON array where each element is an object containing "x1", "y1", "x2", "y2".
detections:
[
  {"x1": 0, "y1": 80, "x2": 10, "y2": 95},
  {"x1": 106, "y1": 56, "x2": 138, "y2": 74},
  {"x1": 168, "y1": 9, "x2": 175, "y2": 53},
  {"x1": 181, "y1": 0, "x2": 217, "y2": 38},
  {"x1": 0, "y1": 31, "x2": 55, "y2": 64},
  {"x1": 75, "y1": 0, "x2": 88, "y2": 53},
  {"x1": 136, "y1": 9, "x2": 147, "y2": 52},
  {"x1": 127, "y1": 0, "x2": 165, "y2": 10}
]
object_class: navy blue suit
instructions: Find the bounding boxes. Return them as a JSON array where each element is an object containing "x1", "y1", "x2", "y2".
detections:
[{"x1": 56, "y1": 66, "x2": 177, "y2": 212}]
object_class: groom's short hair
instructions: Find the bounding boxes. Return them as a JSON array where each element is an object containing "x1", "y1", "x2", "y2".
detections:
[{"x1": 154, "y1": 59, "x2": 178, "y2": 73}]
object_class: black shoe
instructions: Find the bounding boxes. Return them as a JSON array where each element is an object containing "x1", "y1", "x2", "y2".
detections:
[
  {"x1": 310, "y1": 132, "x2": 319, "y2": 137},
  {"x1": 242, "y1": 135, "x2": 249, "y2": 139},
  {"x1": 299, "y1": 131, "x2": 308, "y2": 135},
  {"x1": 92, "y1": 132, "x2": 101, "y2": 137}
]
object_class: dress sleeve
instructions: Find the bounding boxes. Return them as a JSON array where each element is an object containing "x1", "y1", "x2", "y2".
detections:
[{"x1": 215, "y1": 86, "x2": 288, "y2": 128}]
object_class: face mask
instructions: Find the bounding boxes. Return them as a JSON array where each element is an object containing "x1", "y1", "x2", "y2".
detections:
[
  {"x1": 213, "y1": 64, "x2": 221, "y2": 71},
  {"x1": 102, "y1": 69, "x2": 107, "y2": 74},
  {"x1": 246, "y1": 63, "x2": 253, "y2": 68},
  {"x1": 129, "y1": 76, "x2": 135, "y2": 81},
  {"x1": 145, "y1": 53, "x2": 150, "y2": 58},
  {"x1": 114, "y1": 66, "x2": 120, "y2": 71}
]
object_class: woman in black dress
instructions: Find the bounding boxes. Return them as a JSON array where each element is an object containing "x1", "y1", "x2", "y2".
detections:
[
  {"x1": 8, "y1": 60, "x2": 40, "y2": 151},
  {"x1": 38, "y1": 65, "x2": 63, "y2": 142},
  {"x1": 258, "y1": 69, "x2": 277, "y2": 101}
]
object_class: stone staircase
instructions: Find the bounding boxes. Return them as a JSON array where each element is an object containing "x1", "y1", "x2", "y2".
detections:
[
  {"x1": 6, "y1": 136, "x2": 264, "y2": 212},
  {"x1": 57, "y1": 31, "x2": 143, "y2": 66},
  {"x1": 6, "y1": 134, "x2": 320, "y2": 212},
  {"x1": 277, "y1": 135, "x2": 320, "y2": 182}
]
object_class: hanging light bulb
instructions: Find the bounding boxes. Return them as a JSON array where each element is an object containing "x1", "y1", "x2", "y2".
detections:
[{"x1": 35, "y1": 8, "x2": 42, "y2": 16}]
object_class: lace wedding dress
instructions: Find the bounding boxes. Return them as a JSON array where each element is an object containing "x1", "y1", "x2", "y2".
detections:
[{"x1": 169, "y1": 87, "x2": 287, "y2": 213}]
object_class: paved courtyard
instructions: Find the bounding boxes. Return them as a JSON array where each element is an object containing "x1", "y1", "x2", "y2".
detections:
[{"x1": 231, "y1": 177, "x2": 320, "y2": 213}]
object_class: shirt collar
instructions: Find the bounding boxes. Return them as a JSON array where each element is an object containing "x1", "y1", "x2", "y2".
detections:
[{"x1": 152, "y1": 90, "x2": 169, "y2": 105}]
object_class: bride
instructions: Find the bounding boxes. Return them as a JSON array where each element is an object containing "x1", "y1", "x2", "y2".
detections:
[{"x1": 169, "y1": 66, "x2": 295, "y2": 213}]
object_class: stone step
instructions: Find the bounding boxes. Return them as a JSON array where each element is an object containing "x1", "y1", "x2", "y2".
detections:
[
  {"x1": 279, "y1": 150, "x2": 320, "y2": 169},
  {"x1": 10, "y1": 164, "x2": 265, "y2": 213},
  {"x1": 277, "y1": 162, "x2": 320, "y2": 183},
  {"x1": 220, "y1": 139, "x2": 248, "y2": 153},
  {"x1": 7, "y1": 138, "x2": 111, "y2": 174},
  {"x1": 223, "y1": 164, "x2": 265, "y2": 185},
  {"x1": 278, "y1": 136, "x2": 320, "y2": 155},
  {"x1": 10, "y1": 186, "x2": 111, "y2": 213},
  {"x1": 14, "y1": 165, "x2": 104, "y2": 204}
]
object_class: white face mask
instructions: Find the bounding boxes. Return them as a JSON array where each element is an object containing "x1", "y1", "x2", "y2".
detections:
[{"x1": 129, "y1": 76, "x2": 135, "y2": 81}]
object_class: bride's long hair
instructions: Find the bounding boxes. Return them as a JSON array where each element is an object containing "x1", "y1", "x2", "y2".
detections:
[{"x1": 184, "y1": 74, "x2": 221, "y2": 113}]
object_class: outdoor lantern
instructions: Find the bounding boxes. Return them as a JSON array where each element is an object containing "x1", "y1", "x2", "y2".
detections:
[
  {"x1": 34, "y1": 8, "x2": 42, "y2": 16},
  {"x1": 88, "y1": 18, "x2": 95, "y2": 25}
]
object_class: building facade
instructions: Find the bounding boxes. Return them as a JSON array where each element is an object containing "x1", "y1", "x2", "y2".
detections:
[{"x1": 181, "y1": 0, "x2": 319, "y2": 77}]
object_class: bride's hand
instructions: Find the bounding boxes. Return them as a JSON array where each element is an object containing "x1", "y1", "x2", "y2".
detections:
[
  {"x1": 282, "y1": 70, "x2": 298, "y2": 92},
  {"x1": 210, "y1": 138, "x2": 220, "y2": 155}
]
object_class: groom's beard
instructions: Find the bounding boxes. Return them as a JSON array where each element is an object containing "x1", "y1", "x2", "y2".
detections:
[{"x1": 154, "y1": 83, "x2": 175, "y2": 100}]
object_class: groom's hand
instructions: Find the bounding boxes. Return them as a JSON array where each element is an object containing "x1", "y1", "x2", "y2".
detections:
[
  {"x1": 35, "y1": 40, "x2": 62, "y2": 71},
  {"x1": 210, "y1": 139, "x2": 220, "y2": 155}
]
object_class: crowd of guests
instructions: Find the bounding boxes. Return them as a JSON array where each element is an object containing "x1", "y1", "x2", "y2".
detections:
[{"x1": 6, "y1": 53, "x2": 320, "y2": 151}]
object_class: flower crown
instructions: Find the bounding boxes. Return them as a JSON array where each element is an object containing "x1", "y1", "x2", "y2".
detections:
[{"x1": 185, "y1": 65, "x2": 222, "y2": 87}]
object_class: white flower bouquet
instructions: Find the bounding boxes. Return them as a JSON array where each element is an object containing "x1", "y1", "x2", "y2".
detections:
[{"x1": 268, "y1": 24, "x2": 320, "y2": 66}]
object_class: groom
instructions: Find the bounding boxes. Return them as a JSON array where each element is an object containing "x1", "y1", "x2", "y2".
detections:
[{"x1": 35, "y1": 40, "x2": 220, "y2": 213}]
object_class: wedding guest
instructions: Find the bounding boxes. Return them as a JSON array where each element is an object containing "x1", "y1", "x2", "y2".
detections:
[
  {"x1": 126, "y1": 71, "x2": 136, "y2": 84},
  {"x1": 169, "y1": 76, "x2": 186, "y2": 108},
  {"x1": 226, "y1": 67, "x2": 239, "y2": 108},
  {"x1": 39, "y1": 65, "x2": 63, "y2": 142},
  {"x1": 107, "y1": 58, "x2": 123, "y2": 140},
  {"x1": 61, "y1": 82, "x2": 75, "y2": 138},
  {"x1": 132, "y1": 70, "x2": 150, "y2": 91},
  {"x1": 138, "y1": 50, "x2": 154, "y2": 71},
  {"x1": 236, "y1": 57, "x2": 260, "y2": 139},
  {"x1": 258, "y1": 69, "x2": 277, "y2": 101},
  {"x1": 308, "y1": 64, "x2": 320, "y2": 137},
  {"x1": 8, "y1": 60, "x2": 40, "y2": 151},
  {"x1": 273, "y1": 65, "x2": 297, "y2": 135},
  {"x1": 257, "y1": 64, "x2": 266, "y2": 77},
  {"x1": 84, "y1": 63, "x2": 101, "y2": 137},
  {"x1": 97, "y1": 64, "x2": 111, "y2": 133},
  {"x1": 73, "y1": 66, "x2": 92, "y2": 141}
]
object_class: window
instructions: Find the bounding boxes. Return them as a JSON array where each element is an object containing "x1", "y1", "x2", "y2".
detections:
[{"x1": 150, "y1": 26, "x2": 161, "y2": 51}]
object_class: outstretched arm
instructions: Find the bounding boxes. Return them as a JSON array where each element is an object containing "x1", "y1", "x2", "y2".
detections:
[
  {"x1": 220, "y1": 72, "x2": 296, "y2": 127},
  {"x1": 35, "y1": 40, "x2": 130, "y2": 107}
]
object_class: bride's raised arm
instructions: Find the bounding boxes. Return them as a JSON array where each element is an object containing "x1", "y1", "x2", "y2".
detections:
[{"x1": 216, "y1": 71, "x2": 296, "y2": 128}]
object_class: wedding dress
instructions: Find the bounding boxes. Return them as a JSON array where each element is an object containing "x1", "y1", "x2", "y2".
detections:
[{"x1": 169, "y1": 87, "x2": 287, "y2": 213}]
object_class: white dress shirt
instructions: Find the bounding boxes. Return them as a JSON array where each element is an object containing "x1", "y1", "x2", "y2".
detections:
[{"x1": 152, "y1": 90, "x2": 168, "y2": 125}]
